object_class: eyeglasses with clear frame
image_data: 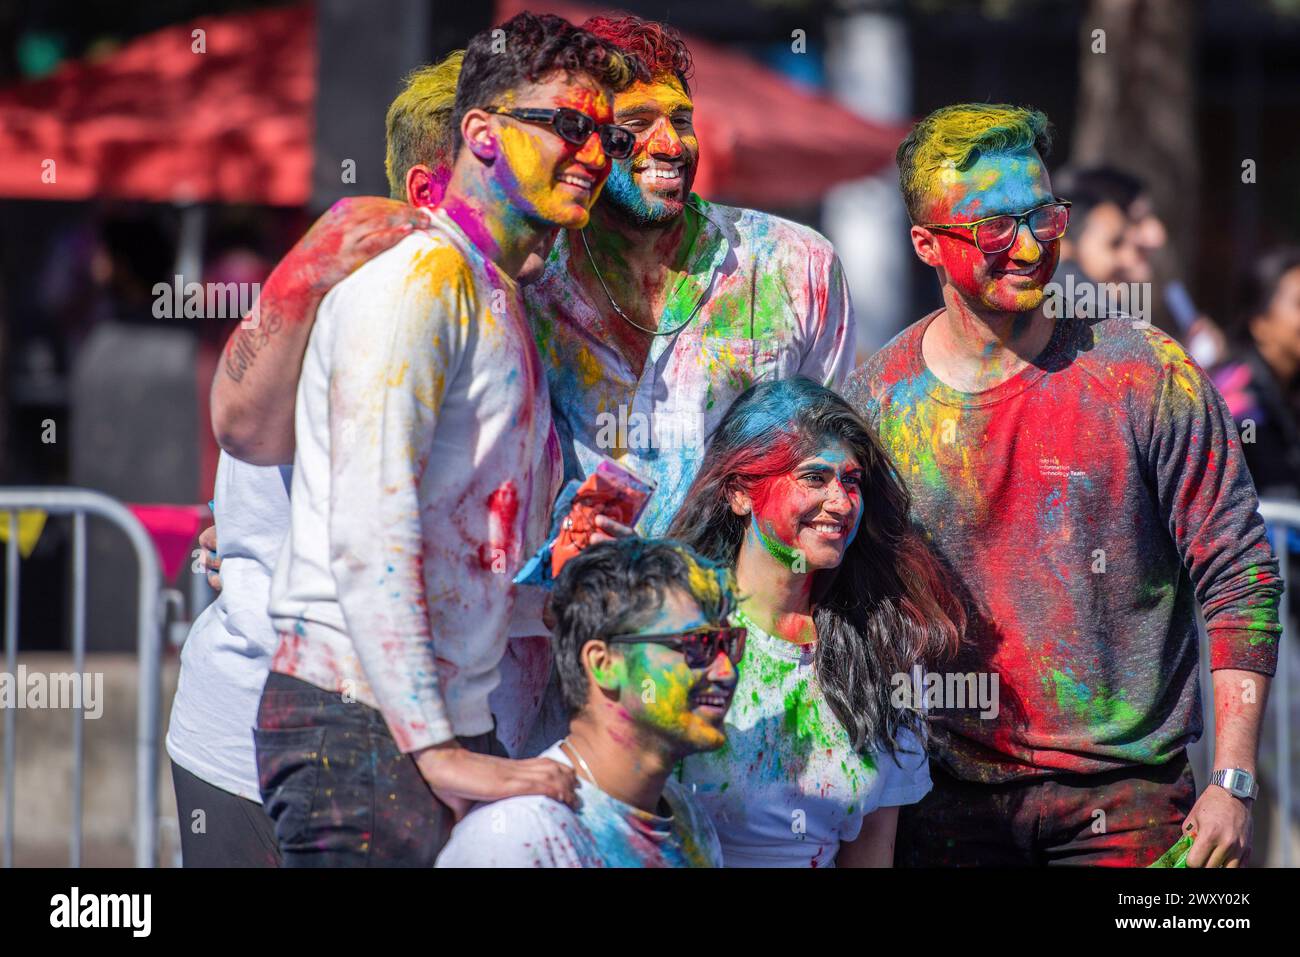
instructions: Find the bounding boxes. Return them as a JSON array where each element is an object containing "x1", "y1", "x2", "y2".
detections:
[{"x1": 920, "y1": 200, "x2": 1072, "y2": 255}]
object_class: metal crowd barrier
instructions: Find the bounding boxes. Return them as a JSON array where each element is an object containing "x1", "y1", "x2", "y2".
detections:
[
  {"x1": 1259, "y1": 499, "x2": 1297, "y2": 868},
  {"x1": 1, "y1": 487, "x2": 162, "y2": 868},
  {"x1": 1198, "y1": 499, "x2": 1297, "y2": 868},
  {"x1": 0, "y1": 487, "x2": 1295, "y2": 868}
]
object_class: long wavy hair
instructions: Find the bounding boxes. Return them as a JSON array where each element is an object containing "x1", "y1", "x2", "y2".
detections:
[{"x1": 667, "y1": 377, "x2": 963, "y2": 757}]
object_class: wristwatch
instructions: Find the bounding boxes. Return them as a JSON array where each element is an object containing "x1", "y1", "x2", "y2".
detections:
[{"x1": 1210, "y1": 768, "x2": 1259, "y2": 800}]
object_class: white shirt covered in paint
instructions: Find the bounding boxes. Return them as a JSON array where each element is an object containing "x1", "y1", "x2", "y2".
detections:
[
  {"x1": 527, "y1": 196, "x2": 856, "y2": 535},
  {"x1": 268, "y1": 209, "x2": 561, "y2": 753},
  {"x1": 679, "y1": 612, "x2": 932, "y2": 867},
  {"x1": 435, "y1": 742, "x2": 723, "y2": 868},
  {"x1": 166, "y1": 453, "x2": 291, "y2": 800}
]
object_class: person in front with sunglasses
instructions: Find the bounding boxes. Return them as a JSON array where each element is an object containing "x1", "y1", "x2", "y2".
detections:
[
  {"x1": 665, "y1": 377, "x2": 961, "y2": 867},
  {"x1": 844, "y1": 104, "x2": 1282, "y2": 867},
  {"x1": 437, "y1": 538, "x2": 738, "y2": 867}
]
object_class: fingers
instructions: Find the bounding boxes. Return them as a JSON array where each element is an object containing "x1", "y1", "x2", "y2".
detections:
[
  {"x1": 433, "y1": 788, "x2": 473, "y2": 823},
  {"x1": 1205, "y1": 840, "x2": 1233, "y2": 869},
  {"x1": 198, "y1": 524, "x2": 222, "y2": 592},
  {"x1": 593, "y1": 515, "x2": 635, "y2": 538},
  {"x1": 198, "y1": 524, "x2": 217, "y2": 551},
  {"x1": 353, "y1": 224, "x2": 420, "y2": 261},
  {"x1": 510, "y1": 758, "x2": 578, "y2": 809}
]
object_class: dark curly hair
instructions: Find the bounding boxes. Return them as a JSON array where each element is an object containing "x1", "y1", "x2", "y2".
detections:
[
  {"x1": 548, "y1": 538, "x2": 737, "y2": 715},
  {"x1": 452, "y1": 12, "x2": 640, "y2": 151},
  {"x1": 583, "y1": 14, "x2": 693, "y2": 96}
]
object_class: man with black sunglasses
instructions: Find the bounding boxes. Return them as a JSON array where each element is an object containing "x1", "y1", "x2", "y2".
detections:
[
  {"x1": 845, "y1": 103, "x2": 1282, "y2": 868},
  {"x1": 251, "y1": 14, "x2": 639, "y2": 867},
  {"x1": 437, "y1": 538, "x2": 737, "y2": 867}
]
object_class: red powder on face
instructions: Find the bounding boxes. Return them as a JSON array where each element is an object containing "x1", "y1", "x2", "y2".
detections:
[
  {"x1": 481, "y1": 480, "x2": 520, "y2": 569},
  {"x1": 750, "y1": 473, "x2": 808, "y2": 546}
]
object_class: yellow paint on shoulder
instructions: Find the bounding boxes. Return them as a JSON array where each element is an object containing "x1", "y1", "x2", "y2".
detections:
[
  {"x1": 1144, "y1": 327, "x2": 1199, "y2": 401},
  {"x1": 407, "y1": 242, "x2": 474, "y2": 297},
  {"x1": 387, "y1": 360, "x2": 409, "y2": 388}
]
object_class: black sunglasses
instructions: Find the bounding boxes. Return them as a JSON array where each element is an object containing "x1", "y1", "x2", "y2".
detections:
[
  {"x1": 485, "y1": 106, "x2": 636, "y2": 160},
  {"x1": 606, "y1": 626, "x2": 747, "y2": 669}
]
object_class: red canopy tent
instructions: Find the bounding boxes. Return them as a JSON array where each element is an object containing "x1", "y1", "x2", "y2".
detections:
[
  {"x1": 0, "y1": 2, "x2": 902, "y2": 208},
  {"x1": 0, "y1": 4, "x2": 314, "y2": 206},
  {"x1": 497, "y1": 0, "x2": 908, "y2": 208}
]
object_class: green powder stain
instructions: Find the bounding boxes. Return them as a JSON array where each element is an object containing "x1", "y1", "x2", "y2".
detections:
[
  {"x1": 781, "y1": 680, "x2": 838, "y2": 755},
  {"x1": 1046, "y1": 668, "x2": 1139, "y2": 726},
  {"x1": 753, "y1": 516, "x2": 801, "y2": 570}
]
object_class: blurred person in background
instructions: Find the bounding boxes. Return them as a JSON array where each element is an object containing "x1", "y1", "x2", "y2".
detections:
[
  {"x1": 1053, "y1": 165, "x2": 1227, "y2": 368},
  {"x1": 1052, "y1": 165, "x2": 1143, "y2": 287},
  {"x1": 1210, "y1": 247, "x2": 1300, "y2": 500},
  {"x1": 1209, "y1": 246, "x2": 1300, "y2": 863}
]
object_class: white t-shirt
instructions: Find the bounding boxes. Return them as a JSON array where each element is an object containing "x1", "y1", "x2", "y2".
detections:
[
  {"x1": 679, "y1": 612, "x2": 932, "y2": 867},
  {"x1": 268, "y1": 211, "x2": 562, "y2": 754},
  {"x1": 435, "y1": 743, "x2": 723, "y2": 867},
  {"x1": 165, "y1": 453, "x2": 291, "y2": 800}
]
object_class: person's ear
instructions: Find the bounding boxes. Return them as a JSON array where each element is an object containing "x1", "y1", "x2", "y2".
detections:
[
  {"x1": 583, "y1": 639, "x2": 623, "y2": 695},
  {"x1": 728, "y1": 486, "x2": 753, "y2": 517},
  {"x1": 910, "y1": 224, "x2": 944, "y2": 268},
  {"x1": 461, "y1": 109, "x2": 497, "y2": 162},
  {"x1": 1248, "y1": 311, "x2": 1273, "y2": 346},
  {"x1": 406, "y1": 165, "x2": 436, "y2": 208}
]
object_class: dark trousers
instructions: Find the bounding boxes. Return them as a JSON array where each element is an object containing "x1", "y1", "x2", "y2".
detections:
[
  {"x1": 254, "y1": 672, "x2": 504, "y2": 867},
  {"x1": 171, "y1": 760, "x2": 280, "y2": 868},
  {"x1": 897, "y1": 753, "x2": 1197, "y2": 867}
]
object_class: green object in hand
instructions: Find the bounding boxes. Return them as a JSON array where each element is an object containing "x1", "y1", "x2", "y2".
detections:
[{"x1": 1148, "y1": 832, "x2": 1194, "y2": 868}]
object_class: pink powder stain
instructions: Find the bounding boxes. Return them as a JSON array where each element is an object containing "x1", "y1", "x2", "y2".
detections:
[{"x1": 481, "y1": 480, "x2": 520, "y2": 568}]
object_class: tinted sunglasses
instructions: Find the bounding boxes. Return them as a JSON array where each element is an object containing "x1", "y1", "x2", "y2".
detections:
[
  {"x1": 606, "y1": 626, "x2": 747, "y2": 669},
  {"x1": 921, "y1": 200, "x2": 1072, "y2": 255},
  {"x1": 485, "y1": 106, "x2": 636, "y2": 160}
]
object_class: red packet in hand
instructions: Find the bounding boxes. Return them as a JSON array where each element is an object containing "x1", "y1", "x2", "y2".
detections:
[{"x1": 549, "y1": 458, "x2": 655, "y2": 577}]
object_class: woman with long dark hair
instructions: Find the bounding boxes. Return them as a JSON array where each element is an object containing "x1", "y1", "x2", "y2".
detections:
[{"x1": 669, "y1": 376, "x2": 962, "y2": 867}]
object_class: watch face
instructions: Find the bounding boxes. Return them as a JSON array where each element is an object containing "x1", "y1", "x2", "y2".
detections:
[{"x1": 1216, "y1": 769, "x2": 1255, "y2": 798}]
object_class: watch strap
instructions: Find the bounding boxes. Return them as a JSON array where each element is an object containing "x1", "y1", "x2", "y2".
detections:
[{"x1": 1210, "y1": 768, "x2": 1259, "y2": 800}]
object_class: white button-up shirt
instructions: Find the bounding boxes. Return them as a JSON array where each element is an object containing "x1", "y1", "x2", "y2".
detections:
[{"x1": 526, "y1": 196, "x2": 856, "y2": 535}]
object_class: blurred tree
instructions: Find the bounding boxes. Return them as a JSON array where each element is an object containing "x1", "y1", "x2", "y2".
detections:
[{"x1": 1071, "y1": 0, "x2": 1197, "y2": 272}]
